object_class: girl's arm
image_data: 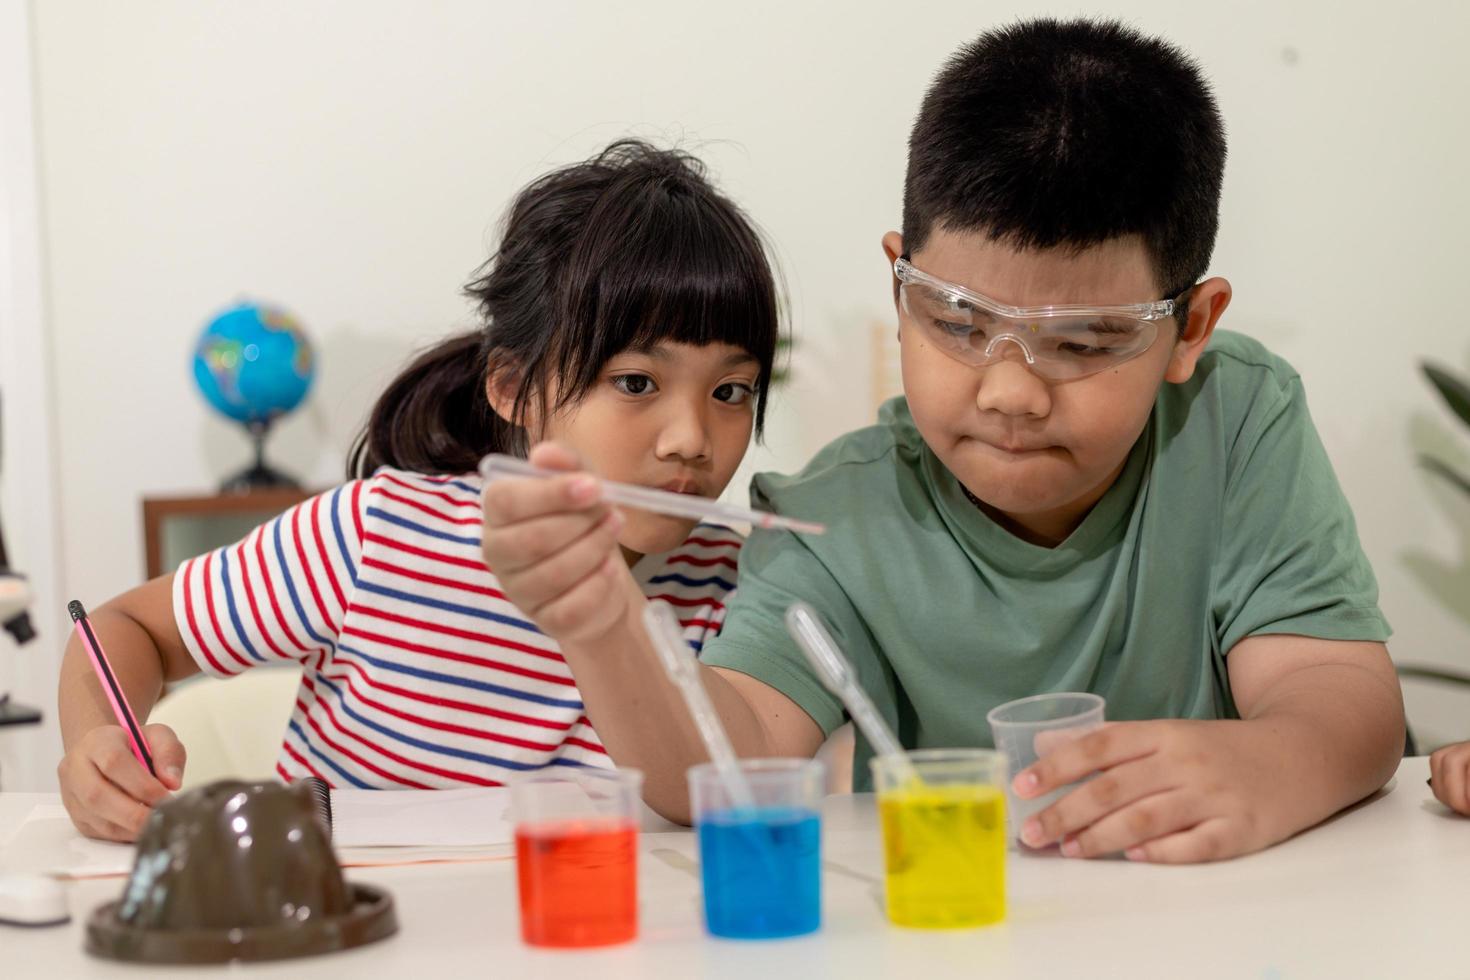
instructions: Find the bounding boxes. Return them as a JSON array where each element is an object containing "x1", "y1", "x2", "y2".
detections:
[
  {"x1": 56, "y1": 573, "x2": 200, "y2": 841},
  {"x1": 553, "y1": 568, "x2": 822, "y2": 822},
  {"x1": 482, "y1": 444, "x2": 824, "y2": 823},
  {"x1": 1430, "y1": 740, "x2": 1470, "y2": 816}
]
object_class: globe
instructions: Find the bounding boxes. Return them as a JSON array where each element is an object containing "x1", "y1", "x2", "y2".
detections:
[
  {"x1": 193, "y1": 303, "x2": 315, "y2": 425},
  {"x1": 192, "y1": 302, "x2": 315, "y2": 490}
]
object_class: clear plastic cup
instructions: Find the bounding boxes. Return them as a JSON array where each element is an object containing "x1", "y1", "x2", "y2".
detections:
[
  {"x1": 986, "y1": 692, "x2": 1105, "y2": 848},
  {"x1": 869, "y1": 749, "x2": 1007, "y2": 929},
  {"x1": 689, "y1": 758, "x2": 824, "y2": 939},
  {"x1": 510, "y1": 767, "x2": 642, "y2": 948}
]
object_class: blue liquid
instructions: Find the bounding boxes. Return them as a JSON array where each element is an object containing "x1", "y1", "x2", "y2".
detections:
[{"x1": 697, "y1": 806, "x2": 821, "y2": 939}]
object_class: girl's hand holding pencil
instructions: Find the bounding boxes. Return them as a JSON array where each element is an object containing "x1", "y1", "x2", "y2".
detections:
[
  {"x1": 58, "y1": 601, "x2": 190, "y2": 842},
  {"x1": 57, "y1": 722, "x2": 187, "y2": 842}
]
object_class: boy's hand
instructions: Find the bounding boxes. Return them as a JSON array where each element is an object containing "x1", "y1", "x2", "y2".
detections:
[
  {"x1": 57, "y1": 723, "x2": 186, "y2": 842},
  {"x1": 1430, "y1": 741, "x2": 1470, "y2": 816},
  {"x1": 1012, "y1": 719, "x2": 1286, "y2": 863},
  {"x1": 481, "y1": 442, "x2": 632, "y2": 645}
]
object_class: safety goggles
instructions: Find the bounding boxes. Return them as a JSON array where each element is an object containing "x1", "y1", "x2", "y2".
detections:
[{"x1": 894, "y1": 257, "x2": 1186, "y2": 381}]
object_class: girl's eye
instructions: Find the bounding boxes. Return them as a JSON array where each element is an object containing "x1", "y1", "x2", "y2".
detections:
[
  {"x1": 714, "y1": 382, "x2": 754, "y2": 406},
  {"x1": 611, "y1": 374, "x2": 657, "y2": 396}
]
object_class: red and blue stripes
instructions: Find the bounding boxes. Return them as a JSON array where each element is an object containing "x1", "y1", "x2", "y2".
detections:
[{"x1": 176, "y1": 467, "x2": 742, "y2": 789}]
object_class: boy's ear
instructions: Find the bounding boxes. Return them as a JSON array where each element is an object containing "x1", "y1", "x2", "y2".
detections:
[
  {"x1": 882, "y1": 232, "x2": 904, "y2": 337},
  {"x1": 1164, "y1": 276, "x2": 1232, "y2": 384}
]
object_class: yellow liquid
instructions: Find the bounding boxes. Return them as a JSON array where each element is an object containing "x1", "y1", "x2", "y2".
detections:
[{"x1": 877, "y1": 784, "x2": 1006, "y2": 929}]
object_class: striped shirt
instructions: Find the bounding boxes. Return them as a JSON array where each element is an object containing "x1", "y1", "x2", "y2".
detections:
[{"x1": 171, "y1": 467, "x2": 741, "y2": 789}]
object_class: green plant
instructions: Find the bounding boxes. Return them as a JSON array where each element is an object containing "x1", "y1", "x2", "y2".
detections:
[
  {"x1": 770, "y1": 333, "x2": 794, "y2": 387},
  {"x1": 1421, "y1": 361, "x2": 1470, "y2": 495}
]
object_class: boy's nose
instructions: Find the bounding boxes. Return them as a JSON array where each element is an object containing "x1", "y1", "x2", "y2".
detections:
[{"x1": 975, "y1": 358, "x2": 1051, "y2": 418}]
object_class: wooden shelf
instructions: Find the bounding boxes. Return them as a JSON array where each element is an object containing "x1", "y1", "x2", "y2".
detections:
[{"x1": 141, "y1": 489, "x2": 317, "y2": 579}]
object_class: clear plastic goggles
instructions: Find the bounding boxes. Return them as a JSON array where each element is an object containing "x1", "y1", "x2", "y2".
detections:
[{"x1": 894, "y1": 257, "x2": 1181, "y2": 381}]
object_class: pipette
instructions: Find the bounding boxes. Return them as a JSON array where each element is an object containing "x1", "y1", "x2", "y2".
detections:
[
  {"x1": 643, "y1": 601, "x2": 757, "y2": 812},
  {"x1": 784, "y1": 602, "x2": 923, "y2": 786},
  {"x1": 479, "y1": 454, "x2": 826, "y2": 536}
]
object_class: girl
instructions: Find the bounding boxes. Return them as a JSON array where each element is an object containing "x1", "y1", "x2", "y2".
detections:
[
  {"x1": 1431, "y1": 740, "x2": 1470, "y2": 816},
  {"x1": 57, "y1": 140, "x2": 780, "y2": 841}
]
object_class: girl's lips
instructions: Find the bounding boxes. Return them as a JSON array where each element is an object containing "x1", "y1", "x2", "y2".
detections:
[{"x1": 659, "y1": 480, "x2": 704, "y2": 496}]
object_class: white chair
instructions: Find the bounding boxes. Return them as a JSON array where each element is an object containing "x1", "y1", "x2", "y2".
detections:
[
  {"x1": 817, "y1": 722, "x2": 855, "y2": 794},
  {"x1": 149, "y1": 666, "x2": 302, "y2": 788}
]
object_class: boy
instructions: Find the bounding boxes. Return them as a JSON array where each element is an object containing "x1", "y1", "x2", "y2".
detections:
[{"x1": 481, "y1": 18, "x2": 1405, "y2": 863}]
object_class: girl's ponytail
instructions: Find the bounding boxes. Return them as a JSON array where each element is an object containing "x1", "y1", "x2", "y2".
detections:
[{"x1": 346, "y1": 331, "x2": 515, "y2": 478}]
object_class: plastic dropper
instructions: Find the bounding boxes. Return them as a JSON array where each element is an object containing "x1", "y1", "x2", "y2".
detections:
[
  {"x1": 643, "y1": 601, "x2": 757, "y2": 812},
  {"x1": 480, "y1": 454, "x2": 826, "y2": 536},
  {"x1": 784, "y1": 602, "x2": 923, "y2": 787}
]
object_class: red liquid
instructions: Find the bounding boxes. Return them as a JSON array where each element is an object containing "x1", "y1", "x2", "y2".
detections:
[{"x1": 515, "y1": 818, "x2": 638, "y2": 948}]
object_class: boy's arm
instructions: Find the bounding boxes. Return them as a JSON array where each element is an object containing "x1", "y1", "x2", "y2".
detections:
[
  {"x1": 57, "y1": 573, "x2": 199, "y2": 840},
  {"x1": 1224, "y1": 634, "x2": 1403, "y2": 819},
  {"x1": 1010, "y1": 358, "x2": 1405, "y2": 862},
  {"x1": 1011, "y1": 635, "x2": 1404, "y2": 863}
]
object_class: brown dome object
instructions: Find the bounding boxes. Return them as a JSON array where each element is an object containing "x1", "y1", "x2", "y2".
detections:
[{"x1": 85, "y1": 779, "x2": 397, "y2": 963}]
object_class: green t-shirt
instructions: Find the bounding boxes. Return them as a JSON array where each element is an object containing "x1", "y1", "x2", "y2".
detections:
[{"x1": 701, "y1": 330, "x2": 1391, "y2": 790}]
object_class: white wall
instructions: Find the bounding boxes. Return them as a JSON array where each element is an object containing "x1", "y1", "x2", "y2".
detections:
[
  {"x1": 10, "y1": 0, "x2": 1470, "y2": 787},
  {"x1": 0, "y1": 0, "x2": 63, "y2": 790}
]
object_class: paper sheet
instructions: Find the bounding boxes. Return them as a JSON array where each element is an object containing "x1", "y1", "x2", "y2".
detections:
[
  {"x1": 0, "y1": 799, "x2": 514, "y2": 880},
  {"x1": 328, "y1": 787, "x2": 513, "y2": 847},
  {"x1": 0, "y1": 804, "x2": 135, "y2": 878}
]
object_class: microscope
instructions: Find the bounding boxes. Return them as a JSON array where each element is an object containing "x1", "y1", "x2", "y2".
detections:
[
  {"x1": 0, "y1": 389, "x2": 41, "y2": 728},
  {"x1": 0, "y1": 395, "x2": 68, "y2": 931},
  {"x1": 0, "y1": 529, "x2": 41, "y2": 728}
]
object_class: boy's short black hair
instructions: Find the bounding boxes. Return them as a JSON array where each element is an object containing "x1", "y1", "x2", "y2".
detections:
[{"x1": 903, "y1": 18, "x2": 1226, "y2": 297}]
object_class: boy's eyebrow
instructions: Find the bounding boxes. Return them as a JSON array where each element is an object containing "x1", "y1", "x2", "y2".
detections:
[
  {"x1": 915, "y1": 266, "x2": 1161, "y2": 319},
  {"x1": 1052, "y1": 319, "x2": 1143, "y2": 335}
]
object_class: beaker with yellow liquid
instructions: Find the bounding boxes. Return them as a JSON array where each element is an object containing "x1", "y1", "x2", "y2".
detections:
[{"x1": 871, "y1": 749, "x2": 1007, "y2": 929}]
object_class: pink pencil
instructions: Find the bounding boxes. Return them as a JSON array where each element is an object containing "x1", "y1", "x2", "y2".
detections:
[{"x1": 68, "y1": 600, "x2": 155, "y2": 776}]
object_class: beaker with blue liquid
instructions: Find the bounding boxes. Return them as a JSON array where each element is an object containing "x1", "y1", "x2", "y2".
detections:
[{"x1": 689, "y1": 758, "x2": 824, "y2": 939}]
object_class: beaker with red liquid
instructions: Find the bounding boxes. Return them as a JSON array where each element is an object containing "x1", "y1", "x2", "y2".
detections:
[{"x1": 511, "y1": 768, "x2": 643, "y2": 948}]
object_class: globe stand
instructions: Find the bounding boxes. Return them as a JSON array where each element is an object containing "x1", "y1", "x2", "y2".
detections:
[{"x1": 221, "y1": 420, "x2": 300, "y2": 493}]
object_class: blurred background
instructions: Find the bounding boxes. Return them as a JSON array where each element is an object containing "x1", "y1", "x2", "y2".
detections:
[{"x1": 2, "y1": 0, "x2": 1467, "y2": 789}]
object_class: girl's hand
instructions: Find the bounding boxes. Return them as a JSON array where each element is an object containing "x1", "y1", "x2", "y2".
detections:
[
  {"x1": 1430, "y1": 741, "x2": 1470, "y2": 816},
  {"x1": 1011, "y1": 719, "x2": 1286, "y2": 863},
  {"x1": 481, "y1": 442, "x2": 634, "y2": 645},
  {"x1": 57, "y1": 722, "x2": 186, "y2": 842}
]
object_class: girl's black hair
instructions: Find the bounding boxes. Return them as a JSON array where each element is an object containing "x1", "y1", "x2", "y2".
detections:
[{"x1": 348, "y1": 139, "x2": 780, "y2": 478}]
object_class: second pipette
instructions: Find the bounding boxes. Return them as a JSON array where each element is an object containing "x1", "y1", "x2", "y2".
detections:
[{"x1": 784, "y1": 602, "x2": 923, "y2": 787}]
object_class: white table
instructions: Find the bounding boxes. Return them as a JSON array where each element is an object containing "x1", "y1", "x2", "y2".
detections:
[{"x1": 1, "y1": 757, "x2": 1465, "y2": 979}]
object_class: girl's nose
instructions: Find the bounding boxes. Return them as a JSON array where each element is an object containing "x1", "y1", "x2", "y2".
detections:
[{"x1": 655, "y1": 403, "x2": 713, "y2": 462}]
